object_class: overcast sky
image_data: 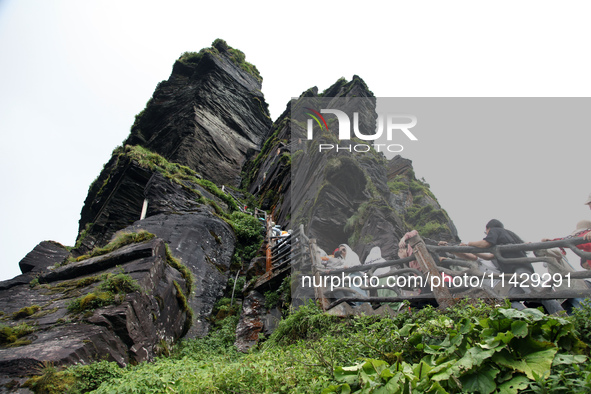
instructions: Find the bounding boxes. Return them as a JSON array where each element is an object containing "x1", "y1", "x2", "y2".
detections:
[{"x1": 1, "y1": 1, "x2": 590, "y2": 281}]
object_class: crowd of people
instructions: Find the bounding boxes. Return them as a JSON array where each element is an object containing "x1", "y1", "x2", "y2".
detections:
[{"x1": 314, "y1": 193, "x2": 591, "y2": 313}]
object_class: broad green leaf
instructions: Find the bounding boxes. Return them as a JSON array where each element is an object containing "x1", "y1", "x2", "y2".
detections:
[
  {"x1": 362, "y1": 359, "x2": 388, "y2": 376},
  {"x1": 492, "y1": 348, "x2": 557, "y2": 380},
  {"x1": 399, "y1": 323, "x2": 415, "y2": 336},
  {"x1": 498, "y1": 308, "x2": 527, "y2": 319},
  {"x1": 520, "y1": 308, "x2": 546, "y2": 320},
  {"x1": 378, "y1": 374, "x2": 402, "y2": 393},
  {"x1": 321, "y1": 384, "x2": 342, "y2": 394},
  {"x1": 496, "y1": 375, "x2": 529, "y2": 394},
  {"x1": 510, "y1": 321, "x2": 528, "y2": 338},
  {"x1": 334, "y1": 365, "x2": 362, "y2": 385},
  {"x1": 425, "y1": 380, "x2": 449, "y2": 394},
  {"x1": 380, "y1": 368, "x2": 395, "y2": 380},
  {"x1": 552, "y1": 354, "x2": 587, "y2": 366},
  {"x1": 459, "y1": 367, "x2": 499, "y2": 394},
  {"x1": 459, "y1": 318, "x2": 472, "y2": 334},
  {"x1": 412, "y1": 360, "x2": 432, "y2": 380},
  {"x1": 430, "y1": 361, "x2": 456, "y2": 381}
]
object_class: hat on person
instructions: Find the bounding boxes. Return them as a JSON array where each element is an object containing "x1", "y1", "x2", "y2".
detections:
[
  {"x1": 585, "y1": 193, "x2": 591, "y2": 205},
  {"x1": 571, "y1": 220, "x2": 591, "y2": 236}
]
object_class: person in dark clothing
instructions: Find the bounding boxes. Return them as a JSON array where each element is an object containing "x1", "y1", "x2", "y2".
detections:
[
  {"x1": 473, "y1": 219, "x2": 534, "y2": 274},
  {"x1": 463, "y1": 219, "x2": 563, "y2": 314}
]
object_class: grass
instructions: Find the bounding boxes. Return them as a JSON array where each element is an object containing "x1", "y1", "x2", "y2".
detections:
[
  {"x1": 66, "y1": 272, "x2": 141, "y2": 314},
  {"x1": 20, "y1": 300, "x2": 591, "y2": 393},
  {"x1": 165, "y1": 244, "x2": 193, "y2": 295},
  {"x1": 124, "y1": 145, "x2": 239, "y2": 212},
  {"x1": 178, "y1": 39, "x2": 262, "y2": 82},
  {"x1": 68, "y1": 230, "x2": 155, "y2": 263}
]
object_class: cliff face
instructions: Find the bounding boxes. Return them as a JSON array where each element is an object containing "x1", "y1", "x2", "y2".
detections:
[
  {"x1": 0, "y1": 40, "x2": 461, "y2": 384},
  {"x1": 245, "y1": 76, "x2": 459, "y2": 260},
  {"x1": 235, "y1": 76, "x2": 459, "y2": 350},
  {"x1": 0, "y1": 40, "x2": 267, "y2": 382}
]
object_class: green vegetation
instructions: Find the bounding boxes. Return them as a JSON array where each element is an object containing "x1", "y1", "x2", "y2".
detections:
[
  {"x1": 69, "y1": 222, "x2": 93, "y2": 252},
  {"x1": 69, "y1": 230, "x2": 155, "y2": 263},
  {"x1": 225, "y1": 211, "x2": 264, "y2": 267},
  {"x1": 405, "y1": 204, "x2": 450, "y2": 237},
  {"x1": 0, "y1": 322, "x2": 34, "y2": 347},
  {"x1": 165, "y1": 244, "x2": 193, "y2": 295},
  {"x1": 39, "y1": 274, "x2": 103, "y2": 296},
  {"x1": 66, "y1": 272, "x2": 141, "y2": 314},
  {"x1": 388, "y1": 171, "x2": 452, "y2": 237},
  {"x1": 178, "y1": 39, "x2": 262, "y2": 82},
  {"x1": 24, "y1": 360, "x2": 124, "y2": 394},
  {"x1": 173, "y1": 280, "x2": 193, "y2": 336},
  {"x1": 19, "y1": 300, "x2": 591, "y2": 393},
  {"x1": 12, "y1": 305, "x2": 41, "y2": 319},
  {"x1": 124, "y1": 144, "x2": 239, "y2": 212}
]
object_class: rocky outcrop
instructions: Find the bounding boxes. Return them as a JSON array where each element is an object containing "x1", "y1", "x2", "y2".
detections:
[
  {"x1": 234, "y1": 77, "x2": 460, "y2": 351},
  {"x1": 18, "y1": 241, "x2": 70, "y2": 274},
  {"x1": 1, "y1": 38, "x2": 465, "y2": 383},
  {"x1": 124, "y1": 39, "x2": 272, "y2": 187},
  {"x1": 0, "y1": 40, "x2": 269, "y2": 387},
  {"x1": 123, "y1": 212, "x2": 235, "y2": 338},
  {"x1": 0, "y1": 238, "x2": 190, "y2": 379},
  {"x1": 387, "y1": 156, "x2": 459, "y2": 242}
]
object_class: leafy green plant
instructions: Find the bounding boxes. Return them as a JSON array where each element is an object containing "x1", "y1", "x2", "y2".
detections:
[
  {"x1": 24, "y1": 362, "x2": 75, "y2": 394},
  {"x1": 225, "y1": 211, "x2": 264, "y2": 266},
  {"x1": 165, "y1": 244, "x2": 193, "y2": 294},
  {"x1": 572, "y1": 298, "x2": 591, "y2": 345},
  {"x1": 324, "y1": 307, "x2": 589, "y2": 394},
  {"x1": 69, "y1": 360, "x2": 123, "y2": 392},
  {"x1": 66, "y1": 292, "x2": 115, "y2": 314},
  {"x1": 173, "y1": 280, "x2": 193, "y2": 335}
]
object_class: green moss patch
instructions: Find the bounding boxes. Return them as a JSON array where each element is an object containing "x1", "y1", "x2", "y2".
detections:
[
  {"x1": 68, "y1": 230, "x2": 156, "y2": 264},
  {"x1": 173, "y1": 280, "x2": 193, "y2": 336},
  {"x1": 12, "y1": 305, "x2": 41, "y2": 320},
  {"x1": 0, "y1": 322, "x2": 34, "y2": 347},
  {"x1": 66, "y1": 272, "x2": 141, "y2": 314}
]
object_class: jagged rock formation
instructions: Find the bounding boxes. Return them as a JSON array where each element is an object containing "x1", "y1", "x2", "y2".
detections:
[
  {"x1": 124, "y1": 38, "x2": 272, "y2": 187},
  {"x1": 387, "y1": 156, "x2": 459, "y2": 242},
  {"x1": 245, "y1": 76, "x2": 458, "y2": 261},
  {"x1": 1, "y1": 39, "x2": 462, "y2": 387},
  {"x1": 0, "y1": 40, "x2": 267, "y2": 387},
  {"x1": 235, "y1": 76, "x2": 460, "y2": 350},
  {"x1": 0, "y1": 237, "x2": 190, "y2": 382}
]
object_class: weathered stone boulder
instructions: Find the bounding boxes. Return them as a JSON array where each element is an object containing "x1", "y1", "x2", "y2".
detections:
[{"x1": 0, "y1": 238, "x2": 190, "y2": 380}]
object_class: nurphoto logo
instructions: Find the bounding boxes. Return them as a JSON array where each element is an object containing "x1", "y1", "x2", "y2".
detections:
[{"x1": 305, "y1": 107, "x2": 418, "y2": 153}]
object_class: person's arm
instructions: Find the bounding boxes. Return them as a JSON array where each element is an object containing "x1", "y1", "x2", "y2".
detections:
[
  {"x1": 474, "y1": 252, "x2": 495, "y2": 260},
  {"x1": 467, "y1": 240, "x2": 492, "y2": 248}
]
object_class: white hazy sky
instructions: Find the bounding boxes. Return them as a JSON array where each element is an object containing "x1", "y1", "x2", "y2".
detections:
[{"x1": 1, "y1": 1, "x2": 590, "y2": 281}]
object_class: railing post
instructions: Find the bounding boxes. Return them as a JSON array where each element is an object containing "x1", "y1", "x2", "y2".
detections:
[
  {"x1": 409, "y1": 234, "x2": 455, "y2": 309},
  {"x1": 309, "y1": 239, "x2": 329, "y2": 311}
]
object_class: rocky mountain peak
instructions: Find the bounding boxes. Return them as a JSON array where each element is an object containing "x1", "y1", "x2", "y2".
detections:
[{"x1": 124, "y1": 39, "x2": 272, "y2": 187}]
